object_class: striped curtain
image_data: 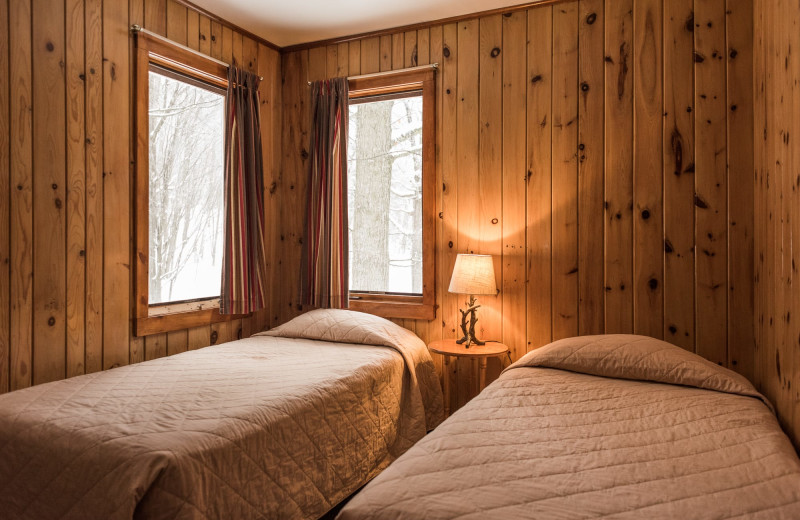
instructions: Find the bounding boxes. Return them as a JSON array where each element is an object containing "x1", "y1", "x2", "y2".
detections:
[
  {"x1": 220, "y1": 66, "x2": 267, "y2": 315},
  {"x1": 301, "y1": 78, "x2": 349, "y2": 309}
]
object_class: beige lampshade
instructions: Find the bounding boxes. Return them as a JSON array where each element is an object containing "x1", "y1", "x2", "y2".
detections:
[{"x1": 448, "y1": 254, "x2": 497, "y2": 295}]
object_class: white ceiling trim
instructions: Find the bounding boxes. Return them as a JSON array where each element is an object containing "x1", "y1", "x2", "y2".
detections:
[{"x1": 189, "y1": 0, "x2": 540, "y2": 47}]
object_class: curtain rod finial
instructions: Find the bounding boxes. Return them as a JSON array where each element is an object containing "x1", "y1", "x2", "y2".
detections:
[{"x1": 131, "y1": 24, "x2": 142, "y2": 33}]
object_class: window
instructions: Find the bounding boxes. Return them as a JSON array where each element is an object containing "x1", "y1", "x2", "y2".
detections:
[
  {"x1": 346, "y1": 69, "x2": 436, "y2": 320},
  {"x1": 134, "y1": 29, "x2": 243, "y2": 336},
  {"x1": 148, "y1": 67, "x2": 225, "y2": 305}
]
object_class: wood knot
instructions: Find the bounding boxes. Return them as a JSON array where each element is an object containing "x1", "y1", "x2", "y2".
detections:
[
  {"x1": 581, "y1": 82, "x2": 589, "y2": 92},
  {"x1": 490, "y1": 47, "x2": 501, "y2": 58},
  {"x1": 52, "y1": 183, "x2": 58, "y2": 190},
  {"x1": 491, "y1": 218, "x2": 499, "y2": 224},
  {"x1": 55, "y1": 198, "x2": 62, "y2": 209},
  {"x1": 648, "y1": 278, "x2": 659, "y2": 290},
  {"x1": 443, "y1": 46, "x2": 451, "y2": 58},
  {"x1": 641, "y1": 209, "x2": 650, "y2": 220},
  {"x1": 448, "y1": 241, "x2": 454, "y2": 248},
  {"x1": 531, "y1": 74, "x2": 542, "y2": 84},
  {"x1": 46, "y1": 41, "x2": 55, "y2": 52},
  {"x1": 48, "y1": 317, "x2": 56, "y2": 326},
  {"x1": 586, "y1": 13, "x2": 597, "y2": 25},
  {"x1": 729, "y1": 48, "x2": 738, "y2": 59},
  {"x1": 210, "y1": 331, "x2": 219, "y2": 344}
]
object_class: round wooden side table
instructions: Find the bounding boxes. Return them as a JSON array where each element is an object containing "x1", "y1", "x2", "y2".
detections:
[{"x1": 428, "y1": 339, "x2": 510, "y2": 416}]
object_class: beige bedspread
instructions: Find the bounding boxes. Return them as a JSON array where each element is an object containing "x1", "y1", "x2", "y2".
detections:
[
  {"x1": 339, "y1": 335, "x2": 800, "y2": 519},
  {"x1": 0, "y1": 309, "x2": 443, "y2": 520}
]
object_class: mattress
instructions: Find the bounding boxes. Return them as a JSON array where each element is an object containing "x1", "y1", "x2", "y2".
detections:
[
  {"x1": 338, "y1": 335, "x2": 800, "y2": 519},
  {"x1": 0, "y1": 309, "x2": 443, "y2": 520}
]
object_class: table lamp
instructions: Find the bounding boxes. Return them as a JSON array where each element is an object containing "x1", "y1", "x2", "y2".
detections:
[{"x1": 448, "y1": 254, "x2": 498, "y2": 347}]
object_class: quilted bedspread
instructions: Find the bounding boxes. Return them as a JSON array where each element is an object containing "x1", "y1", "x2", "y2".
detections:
[
  {"x1": 339, "y1": 335, "x2": 800, "y2": 519},
  {"x1": 0, "y1": 309, "x2": 443, "y2": 520}
]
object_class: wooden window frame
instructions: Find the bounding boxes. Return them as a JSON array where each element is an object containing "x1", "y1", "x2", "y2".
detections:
[
  {"x1": 133, "y1": 30, "x2": 245, "y2": 336},
  {"x1": 346, "y1": 68, "x2": 437, "y2": 321}
]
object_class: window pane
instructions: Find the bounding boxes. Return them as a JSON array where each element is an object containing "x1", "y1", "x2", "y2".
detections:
[
  {"x1": 348, "y1": 93, "x2": 423, "y2": 294},
  {"x1": 148, "y1": 70, "x2": 225, "y2": 305}
]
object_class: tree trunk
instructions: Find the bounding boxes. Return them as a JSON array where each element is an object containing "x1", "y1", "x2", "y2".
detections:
[{"x1": 351, "y1": 101, "x2": 394, "y2": 291}]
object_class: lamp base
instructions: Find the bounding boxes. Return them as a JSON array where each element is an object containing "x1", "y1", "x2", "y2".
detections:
[{"x1": 456, "y1": 295, "x2": 484, "y2": 348}]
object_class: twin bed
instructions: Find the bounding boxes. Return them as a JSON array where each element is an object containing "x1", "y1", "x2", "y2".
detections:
[{"x1": 1, "y1": 311, "x2": 799, "y2": 519}]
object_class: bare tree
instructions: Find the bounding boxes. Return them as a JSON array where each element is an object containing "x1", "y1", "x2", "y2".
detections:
[
  {"x1": 348, "y1": 96, "x2": 423, "y2": 294},
  {"x1": 148, "y1": 72, "x2": 224, "y2": 304}
]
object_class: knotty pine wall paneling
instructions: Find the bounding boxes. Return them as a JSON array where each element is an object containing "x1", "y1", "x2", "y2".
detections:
[
  {"x1": 754, "y1": 0, "x2": 800, "y2": 448},
  {"x1": 279, "y1": 0, "x2": 756, "y2": 412},
  {"x1": 0, "y1": 0, "x2": 281, "y2": 392}
]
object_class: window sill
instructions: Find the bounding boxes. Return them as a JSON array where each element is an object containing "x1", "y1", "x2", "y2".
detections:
[
  {"x1": 135, "y1": 299, "x2": 249, "y2": 336},
  {"x1": 349, "y1": 295, "x2": 436, "y2": 321}
]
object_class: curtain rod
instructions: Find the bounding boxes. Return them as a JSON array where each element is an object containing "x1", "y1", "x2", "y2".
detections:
[
  {"x1": 131, "y1": 25, "x2": 264, "y2": 81},
  {"x1": 306, "y1": 63, "x2": 438, "y2": 86}
]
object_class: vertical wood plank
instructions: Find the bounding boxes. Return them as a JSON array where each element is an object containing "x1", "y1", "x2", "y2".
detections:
[
  {"x1": 726, "y1": 0, "x2": 754, "y2": 377},
  {"x1": 417, "y1": 28, "x2": 430, "y2": 66},
  {"x1": 405, "y1": 30, "x2": 418, "y2": 67},
  {"x1": 752, "y1": 0, "x2": 764, "y2": 392},
  {"x1": 198, "y1": 15, "x2": 211, "y2": 55},
  {"x1": 392, "y1": 33, "x2": 404, "y2": 69},
  {"x1": 476, "y1": 15, "x2": 502, "y2": 354},
  {"x1": 663, "y1": 0, "x2": 695, "y2": 350},
  {"x1": 456, "y1": 19, "x2": 479, "y2": 409},
  {"x1": 186, "y1": 8, "x2": 199, "y2": 50},
  {"x1": 551, "y1": 3, "x2": 579, "y2": 340},
  {"x1": 790, "y1": 0, "x2": 800, "y2": 441},
  {"x1": 210, "y1": 21, "x2": 222, "y2": 60},
  {"x1": 32, "y1": 0, "x2": 67, "y2": 385},
  {"x1": 336, "y1": 42, "x2": 348, "y2": 76},
  {"x1": 527, "y1": 6, "x2": 553, "y2": 350},
  {"x1": 502, "y1": 11, "x2": 527, "y2": 362},
  {"x1": 103, "y1": 0, "x2": 131, "y2": 370},
  {"x1": 9, "y1": 0, "x2": 33, "y2": 390},
  {"x1": 243, "y1": 37, "x2": 258, "y2": 73},
  {"x1": 475, "y1": 14, "x2": 503, "y2": 386},
  {"x1": 360, "y1": 37, "x2": 380, "y2": 74},
  {"x1": 144, "y1": 0, "x2": 166, "y2": 36},
  {"x1": 694, "y1": 0, "x2": 728, "y2": 364},
  {"x1": 425, "y1": 24, "x2": 444, "y2": 384},
  {"x1": 441, "y1": 23, "x2": 459, "y2": 412},
  {"x1": 308, "y1": 47, "x2": 327, "y2": 82},
  {"x1": 632, "y1": 0, "x2": 663, "y2": 339},
  {"x1": 379, "y1": 35, "x2": 392, "y2": 72},
  {"x1": 85, "y1": 0, "x2": 103, "y2": 374},
  {"x1": 577, "y1": 0, "x2": 605, "y2": 336},
  {"x1": 66, "y1": 0, "x2": 86, "y2": 378},
  {"x1": 0, "y1": 0, "x2": 9, "y2": 392},
  {"x1": 326, "y1": 44, "x2": 338, "y2": 78},
  {"x1": 348, "y1": 41, "x2": 361, "y2": 76},
  {"x1": 166, "y1": 1, "x2": 187, "y2": 44},
  {"x1": 604, "y1": 0, "x2": 634, "y2": 334}
]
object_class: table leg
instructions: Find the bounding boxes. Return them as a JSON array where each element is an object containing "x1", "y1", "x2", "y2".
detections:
[
  {"x1": 443, "y1": 355, "x2": 451, "y2": 417},
  {"x1": 478, "y1": 357, "x2": 488, "y2": 392}
]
